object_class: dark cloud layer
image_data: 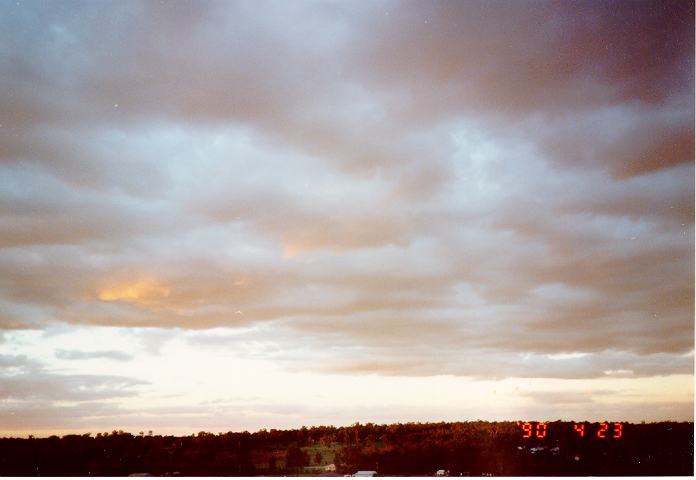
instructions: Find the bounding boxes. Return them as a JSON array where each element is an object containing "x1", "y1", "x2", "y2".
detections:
[{"x1": 0, "y1": 0, "x2": 692, "y2": 387}]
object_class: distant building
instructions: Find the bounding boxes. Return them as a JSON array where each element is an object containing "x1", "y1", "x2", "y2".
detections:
[
  {"x1": 436, "y1": 469, "x2": 449, "y2": 476},
  {"x1": 353, "y1": 471, "x2": 378, "y2": 477},
  {"x1": 325, "y1": 464, "x2": 337, "y2": 472}
]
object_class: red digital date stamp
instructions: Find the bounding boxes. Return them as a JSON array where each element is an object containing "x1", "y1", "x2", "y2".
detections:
[{"x1": 517, "y1": 421, "x2": 623, "y2": 439}]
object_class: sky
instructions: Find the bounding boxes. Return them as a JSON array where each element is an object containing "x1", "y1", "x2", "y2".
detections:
[{"x1": 0, "y1": 0, "x2": 693, "y2": 437}]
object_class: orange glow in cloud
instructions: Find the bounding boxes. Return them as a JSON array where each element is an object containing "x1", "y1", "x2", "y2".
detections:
[
  {"x1": 98, "y1": 279, "x2": 171, "y2": 305},
  {"x1": 282, "y1": 243, "x2": 302, "y2": 258}
]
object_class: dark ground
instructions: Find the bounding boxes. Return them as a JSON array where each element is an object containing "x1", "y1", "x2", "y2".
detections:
[{"x1": 0, "y1": 420, "x2": 692, "y2": 476}]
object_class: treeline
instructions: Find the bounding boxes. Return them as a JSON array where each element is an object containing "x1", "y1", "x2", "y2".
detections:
[{"x1": 0, "y1": 421, "x2": 692, "y2": 476}]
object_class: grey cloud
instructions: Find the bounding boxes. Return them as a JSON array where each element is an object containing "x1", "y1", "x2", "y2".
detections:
[
  {"x1": 346, "y1": 1, "x2": 693, "y2": 181},
  {"x1": 55, "y1": 349, "x2": 133, "y2": 362},
  {"x1": 1, "y1": 0, "x2": 691, "y2": 186},
  {"x1": 518, "y1": 389, "x2": 614, "y2": 406},
  {"x1": 351, "y1": 1, "x2": 692, "y2": 113},
  {"x1": 0, "y1": 367, "x2": 146, "y2": 402},
  {"x1": 186, "y1": 322, "x2": 694, "y2": 380},
  {"x1": 0, "y1": 353, "x2": 145, "y2": 432},
  {"x1": 0, "y1": 354, "x2": 146, "y2": 419},
  {"x1": 553, "y1": 164, "x2": 694, "y2": 223},
  {"x1": 519, "y1": 102, "x2": 694, "y2": 179},
  {"x1": 0, "y1": 0, "x2": 692, "y2": 383},
  {"x1": 308, "y1": 348, "x2": 694, "y2": 380},
  {"x1": 514, "y1": 400, "x2": 694, "y2": 424},
  {"x1": 0, "y1": 353, "x2": 41, "y2": 370},
  {"x1": 0, "y1": 401, "x2": 128, "y2": 433}
]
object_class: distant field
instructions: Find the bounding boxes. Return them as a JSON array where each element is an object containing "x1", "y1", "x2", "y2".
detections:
[{"x1": 303, "y1": 441, "x2": 342, "y2": 465}]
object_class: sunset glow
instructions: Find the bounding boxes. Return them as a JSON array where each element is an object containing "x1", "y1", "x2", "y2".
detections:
[
  {"x1": 0, "y1": 0, "x2": 693, "y2": 437},
  {"x1": 98, "y1": 279, "x2": 171, "y2": 304}
]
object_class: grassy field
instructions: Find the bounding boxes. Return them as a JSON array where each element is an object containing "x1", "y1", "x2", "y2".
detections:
[{"x1": 303, "y1": 441, "x2": 342, "y2": 466}]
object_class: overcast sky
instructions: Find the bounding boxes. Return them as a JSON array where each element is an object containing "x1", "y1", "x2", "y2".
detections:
[{"x1": 0, "y1": 0, "x2": 693, "y2": 437}]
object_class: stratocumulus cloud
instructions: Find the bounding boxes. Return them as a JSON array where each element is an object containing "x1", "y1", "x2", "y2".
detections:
[{"x1": 0, "y1": 0, "x2": 692, "y2": 434}]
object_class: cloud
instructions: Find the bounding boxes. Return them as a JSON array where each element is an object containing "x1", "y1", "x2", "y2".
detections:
[
  {"x1": 0, "y1": 372, "x2": 145, "y2": 402},
  {"x1": 0, "y1": 353, "x2": 145, "y2": 405},
  {"x1": 0, "y1": 353, "x2": 41, "y2": 370},
  {"x1": 184, "y1": 323, "x2": 694, "y2": 380},
  {"x1": 0, "y1": 0, "x2": 692, "y2": 395},
  {"x1": 54, "y1": 349, "x2": 133, "y2": 362},
  {"x1": 0, "y1": 349, "x2": 148, "y2": 433},
  {"x1": 349, "y1": 1, "x2": 693, "y2": 119}
]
